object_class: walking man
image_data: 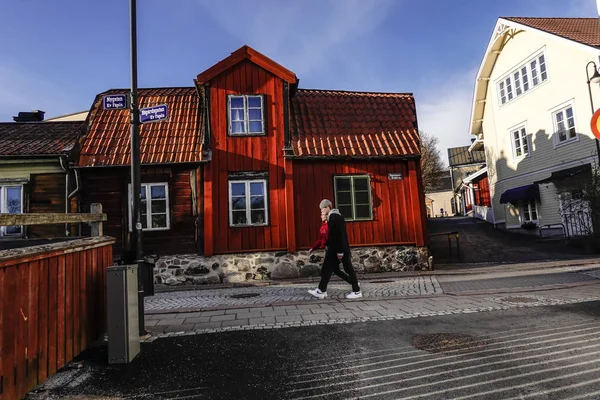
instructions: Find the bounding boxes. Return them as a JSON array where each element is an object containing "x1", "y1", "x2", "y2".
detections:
[{"x1": 308, "y1": 199, "x2": 362, "y2": 299}]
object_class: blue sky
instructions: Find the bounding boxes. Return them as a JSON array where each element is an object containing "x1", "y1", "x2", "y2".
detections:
[{"x1": 0, "y1": 0, "x2": 596, "y2": 164}]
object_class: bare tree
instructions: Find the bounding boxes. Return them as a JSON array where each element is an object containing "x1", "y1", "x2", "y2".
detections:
[{"x1": 419, "y1": 130, "x2": 447, "y2": 192}]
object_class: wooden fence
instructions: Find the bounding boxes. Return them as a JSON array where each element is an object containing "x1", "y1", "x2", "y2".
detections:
[{"x1": 0, "y1": 204, "x2": 115, "y2": 400}]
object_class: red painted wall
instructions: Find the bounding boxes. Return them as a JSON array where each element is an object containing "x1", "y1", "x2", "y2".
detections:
[
  {"x1": 474, "y1": 175, "x2": 491, "y2": 207},
  {"x1": 204, "y1": 60, "x2": 288, "y2": 255},
  {"x1": 293, "y1": 159, "x2": 427, "y2": 249}
]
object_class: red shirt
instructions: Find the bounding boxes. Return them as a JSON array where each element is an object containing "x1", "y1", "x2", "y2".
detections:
[{"x1": 310, "y1": 222, "x2": 329, "y2": 252}]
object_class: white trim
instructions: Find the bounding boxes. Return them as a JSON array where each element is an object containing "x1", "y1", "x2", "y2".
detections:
[
  {"x1": 496, "y1": 156, "x2": 596, "y2": 184},
  {"x1": 0, "y1": 185, "x2": 24, "y2": 237},
  {"x1": 519, "y1": 199, "x2": 539, "y2": 224},
  {"x1": 228, "y1": 179, "x2": 269, "y2": 227},
  {"x1": 333, "y1": 175, "x2": 374, "y2": 221},
  {"x1": 128, "y1": 182, "x2": 171, "y2": 232},
  {"x1": 549, "y1": 100, "x2": 579, "y2": 148},
  {"x1": 507, "y1": 122, "x2": 531, "y2": 160},
  {"x1": 463, "y1": 167, "x2": 488, "y2": 183},
  {"x1": 228, "y1": 94, "x2": 265, "y2": 136}
]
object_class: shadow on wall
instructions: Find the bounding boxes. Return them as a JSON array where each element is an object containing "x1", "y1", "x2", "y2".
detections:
[{"x1": 489, "y1": 125, "x2": 599, "y2": 231}]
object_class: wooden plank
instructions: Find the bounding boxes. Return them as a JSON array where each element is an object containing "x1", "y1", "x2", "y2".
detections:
[
  {"x1": 2, "y1": 266, "x2": 18, "y2": 400},
  {"x1": 203, "y1": 164, "x2": 214, "y2": 257},
  {"x1": 0, "y1": 268, "x2": 4, "y2": 398},
  {"x1": 79, "y1": 250, "x2": 88, "y2": 349},
  {"x1": 56, "y1": 256, "x2": 66, "y2": 370},
  {"x1": 0, "y1": 213, "x2": 107, "y2": 226},
  {"x1": 16, "y1": 263, "x2": 28, "y2": 397},
  {"x1": 37, "y1": 258, "x2": 49, "y2": 384},
  {"x1": 65, "y1": 254, "x2": 73, "y2": 363},
  {"x1": 72, "y1": 252, "x2": 81, "y2": 356},
  {"x1": 284, "y1": 158, "x2": 296, "y2": 252},
  {"x1": 381, "y1": 163, "x2": 395, "y2": 243},
  {"x1": 47, "y1": 256, "x2": 58, "y2": 376},
  {"x1": 27, "y1": 260, "x2": 40, "y2": 392},
  {"x1": 90, "y1": 248, "x2": 98, "y2": 341}
]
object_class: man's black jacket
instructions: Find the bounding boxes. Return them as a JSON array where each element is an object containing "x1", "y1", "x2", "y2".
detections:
[{"x1": 327, "y1": 209, "x2": 350, "y2": 255}]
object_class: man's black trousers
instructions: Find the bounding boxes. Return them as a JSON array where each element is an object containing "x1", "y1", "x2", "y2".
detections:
[{"x1": 318, "y1": 252, "x2": 360, "y2": 293}]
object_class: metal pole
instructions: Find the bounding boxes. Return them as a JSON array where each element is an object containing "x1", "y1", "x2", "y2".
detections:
[
  {"x1": 586, "y1": 61, "x2": 600, "y2": 166},
  {"x1": 130, "y1": 0, "x2": 145, "y2": 336}
]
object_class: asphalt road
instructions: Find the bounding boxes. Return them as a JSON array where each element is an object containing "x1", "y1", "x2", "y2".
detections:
[{"x1": 29, "y1": 301, "x2": 600, "y2": 400}]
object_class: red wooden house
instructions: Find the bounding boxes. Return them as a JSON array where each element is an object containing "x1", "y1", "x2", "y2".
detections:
[{"x1": 77, "y1": 46, "x2": 428, "y2": 258}]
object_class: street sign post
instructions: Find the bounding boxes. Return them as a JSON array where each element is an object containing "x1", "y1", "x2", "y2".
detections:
[
  {"x1": 103, "y1": 94, "x2": 127, "y2": 110},
  {"x1": 139, "y1": 104, "x2": 168, "y2": 123}
]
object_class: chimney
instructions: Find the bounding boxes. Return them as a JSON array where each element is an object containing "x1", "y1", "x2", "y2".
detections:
[{"x1": 13, "y1": 110, "x2": 45, "y2": 122}]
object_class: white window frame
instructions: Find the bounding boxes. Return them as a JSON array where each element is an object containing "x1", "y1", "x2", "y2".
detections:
[
  {"x1": 228, "y1": 95, "x2": 265, "y2": 136},
  {"x1": 551, "y1": 102, "x2": 578, "y2": 148},
  {"x1": 228, "y1": 179, "x2": 269, "y2": 227},
  {"x1": 520, "y1": 200, "x2": 539, "y2": 224},
  {"x1": 333, "y1": 175, "x2": 373, "y2": 221},
  {"x1": 509, "y1": 124, "x2": 530, "y2": 159},
  {"x1": 497, "y1": 50, "x2": 548, "y2": 106},
  {"x1": 0, "y1": 185, "x2": 24, "y2": 237},
  {"x1": 128, "y1": 182, "x2": 170, "y2": 232}
]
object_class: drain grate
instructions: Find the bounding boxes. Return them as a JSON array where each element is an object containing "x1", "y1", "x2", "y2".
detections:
[
  {"x1": 412, "y1": 333, "x2": 485, "y2": 354},
  {"x1": 500, "y1": 296, "x2": 539, "y2": 304},
  {"x1": 230, "y1": 293, "x2": 260, "y2": 299}
]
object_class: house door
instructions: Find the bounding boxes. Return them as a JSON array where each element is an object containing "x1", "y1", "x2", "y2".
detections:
[{"x1": 558, "y1": 191, "x2": 593, "y2": 237}]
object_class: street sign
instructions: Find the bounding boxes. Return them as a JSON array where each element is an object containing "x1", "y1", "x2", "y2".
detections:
[
  {"x1": 590, "y1": 108, "x2": 600, "y2": 140},
  {"x1": 103, "y1": 94, "x2": 127, "y2": 110},
  {"x1": 388, "y1": 173, "x2": 403, "y2": 180},
  {"x1": 140, "y1": 104, "x2": 168, "y2": 123}
]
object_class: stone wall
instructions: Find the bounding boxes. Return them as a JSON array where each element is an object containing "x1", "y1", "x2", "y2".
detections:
[{"x1": 154, "y1": 246, "x2": 431, "y2": 286}]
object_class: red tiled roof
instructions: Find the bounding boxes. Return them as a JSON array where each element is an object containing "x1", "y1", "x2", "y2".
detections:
[
  {"x1": 78, "y1": 87, "x2": 203, "y2": 167},
  {"x1": 0, "y1": 121, "x2": 83, "y2": 156},
  {"x1": 504, "y1": 17, "x2": 600, "y2": 48},
  {"x1": 289, "y1": 89, "x2": 420, "y2": 158}
]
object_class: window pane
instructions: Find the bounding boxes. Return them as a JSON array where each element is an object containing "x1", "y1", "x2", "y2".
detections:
[
  {"x1": 514, "y1": 71, "x2": 522, "y2": 95},
  {"x1": 141, "y1": 214, "x2": 148, "y2": 229},
  {"x1": 250, "y1": 196, "x2": 265, "y2": 209},
  {"x1": 335, "y1": 177, "x2": 351, "y2": 191},
  {"x1": 531, "y1": 60, "x2": 539, "y2": 85},
  {"x1": 338, "y1": 205, "x2": 353, "y2": 219},
  {"x1": 566, "y1": 107, "x2": 573, "y2": 119},
  {"x1": 6, "y1": 187, "x2": 21, "y2": 213},
  {"x1": 521, "y1": 67, "x2": 529, "y2": 91},
  {"x1": 250, "y1": 182, "x2": 264, "y2": 196},
  {"x1": 232, "y1": 211, "x2": 247, "y2": 225},
  {"x1": 152, "y1": 214, "x2": 167, "y2": 228},
  {"x1": 232, "y1": 121, "x2": 245, "y2": 134},
  {"x1": 140, "y1": 187, "x2": 146, "y2": 199},
  {"x1": 230, "y1": 97, "x2": 244, "y2": 108},
  {"x1": 337, "y1": 191, "x2": 352, "y2": 205},
  {"x1": 522, "y1": 137, "x2": 529, "y2": 154},
  {"x1": 151, "y1": 185, "x2": 166, "y2": 199},
  {"x1": 524, "y1": 208, "x2": 530, "y2": 221},
  {"x1": 355, "y1": 205, "x2": 371, "y2": 219},
  {"x1": 513, "y1": 131, "x2": 520, "y2": 140},
  {"x1": 249, "y1": 121, "x2": 263, "y2": 133},
  {"x1": 247, "y1": 96, "x2": 262, "y2": 108},
  {"x1": 248, "y1": 109, "x2": 262, "y2": 121},
  {"x1": 251, "y1": 210, "x2": 266, "y2": 224},
  {"x1": 151, "y1": 199, "x2": 167, "y2": 213},
  {"x1": 231, "y1": 182, "x2": 246, "y2": 196},
  {"x1": 231, "y1": 197, "x2": 246, "y2": 210},
  {"x1": 231, "y1": 109, "x2": 245, "y2": 121},
  {"x1": 353, "y1": 177, "x2": 369, "y2": 191},
  {"x1": 355, "y1": 191, "x2": 370, "y2": 204}
]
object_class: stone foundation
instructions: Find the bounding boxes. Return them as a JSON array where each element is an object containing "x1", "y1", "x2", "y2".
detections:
[{"x1": 154, "y1": 246, "x2": 431, "y2": 286}]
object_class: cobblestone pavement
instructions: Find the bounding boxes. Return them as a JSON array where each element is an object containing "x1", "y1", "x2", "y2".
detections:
[
  {"x1": 145, "y1": 276, "x2": 442, "y2": 311},
  {"x1": 143, "y1": 273, "x2": 600, "y2": 341}
]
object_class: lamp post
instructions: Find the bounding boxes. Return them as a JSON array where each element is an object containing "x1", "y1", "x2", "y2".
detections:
[{"x1": 585, "y1": 61, "x2": 600, "y2": 165}]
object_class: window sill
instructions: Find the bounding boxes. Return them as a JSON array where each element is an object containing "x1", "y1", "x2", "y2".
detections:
[
  {"x1": 128, "y1": 227, "x2": 170, "y2": 232},
  {"x1": 346, "y1": 218, "x2": 374, "y2": 223},
  {"x1": 228, "y1": 133, "x2": 266, "y2": 137},
  {"x1": 553, "y1": 137, "x2": 578, "y2": 149},
  {"x1": 230, "y1": 223, "x2": 269, "y2": 228}
]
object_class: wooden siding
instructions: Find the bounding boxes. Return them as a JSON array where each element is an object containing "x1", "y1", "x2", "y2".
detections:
[
  {"x1": 474, "y1": 175, "x2": 491, "y2": 207},
  {"x1": 204, "y1": 60, "x2": 288, "y2": 255},
  {"x1": 0, "y1": 239, "x2": 113, "y2": 400},
  {"x1": 27, "y1": 173, "x2": 68, "y2": 238},
  {"x1": 80, "y1": 166, "x2": 198, "y2": 257},
  {"x1": 293, "y1": 159, "x2": 427, "y2": 249}
]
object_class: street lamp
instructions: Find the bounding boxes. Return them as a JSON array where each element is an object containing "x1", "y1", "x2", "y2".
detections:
[{"x1": 585, "y1": 60, "x2": 600, "y2": 165}]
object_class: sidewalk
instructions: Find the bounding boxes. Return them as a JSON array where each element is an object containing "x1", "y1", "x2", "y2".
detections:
[{"x1": 143, "y1": 263, "x2": 600, "y2": 340}]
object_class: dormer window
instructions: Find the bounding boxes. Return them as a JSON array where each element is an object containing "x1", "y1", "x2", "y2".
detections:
[{"x1": 228, "y1": 95, "x2": 265, "y2": 136}]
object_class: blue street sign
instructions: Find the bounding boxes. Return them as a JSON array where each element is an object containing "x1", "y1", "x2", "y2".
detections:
[
  {"x1": 140, "y1": 104, "x2": 168, "y2": 123},
  {"x1": 103, "y1": 94, "x2": 127, "y2": 110}
]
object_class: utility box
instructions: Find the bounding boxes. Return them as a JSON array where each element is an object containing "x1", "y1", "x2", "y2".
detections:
[{"x1": 107, "y1": 265, "x2": 140, "y2": 364}]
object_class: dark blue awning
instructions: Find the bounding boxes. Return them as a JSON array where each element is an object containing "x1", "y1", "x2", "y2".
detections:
[{"x1": 499, "y1": 184, "x2": 540, "y2": 204}]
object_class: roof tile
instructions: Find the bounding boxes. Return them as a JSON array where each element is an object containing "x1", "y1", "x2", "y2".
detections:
[
  {"x1": 505, "y1": 17, "x2": 600, "y2": 48},
  {"x1": 0, "y1": 121, "x2": 83, "y2": 156}
]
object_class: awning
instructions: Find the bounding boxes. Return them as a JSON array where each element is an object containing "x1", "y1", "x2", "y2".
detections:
[
  {"x1": 499, "y1": 184, "x2": 540, "y2": 204},
  {"x1": 534, "y1": 164, "x2": 591, "y2": 184}
]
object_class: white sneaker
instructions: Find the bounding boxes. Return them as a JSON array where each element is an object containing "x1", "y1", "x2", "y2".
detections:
[
  {"x1": 308, "y1": 288, "x2": 327, "y2": 299},
  {"x1": 346, "y1": 291, "x2": 363, "y2": 299}
]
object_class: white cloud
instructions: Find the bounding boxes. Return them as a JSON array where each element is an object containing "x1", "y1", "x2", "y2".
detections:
[
  {"x1": 0, "y1": 61, "x2": 81, "y2": 121},
  {"x1": 197, "y1": 0, "x2": 393, "y2": 76},
  {"x1": 417, "y1": 68, "x2": 478, "y2": 167}
]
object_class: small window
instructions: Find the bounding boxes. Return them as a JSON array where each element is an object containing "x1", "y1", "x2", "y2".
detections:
[
  {"x1": 0, "y1": 185, "x2": 23, "y2": 236},
  {"x1": 228, "y1": 95, "x2": 264, "y2": 135},
  {"x1": 511, "y1": 126, "x2": 529, "y2": 158},
  {"x1": 229, "y1": 179, "x2": 268, "y2": 227},
  {"x1": 128, "y1": 183, "x2": 170, "y2": 231},
  {"x1": 553, "y1": 105, "x2": 577, "y2": 145},
  {"x1": 521, "y1": 200, "x2": 538, "y2": 223},
  {"x1": 334, "y1": 175, "x2": 373, "y2": 221}
]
